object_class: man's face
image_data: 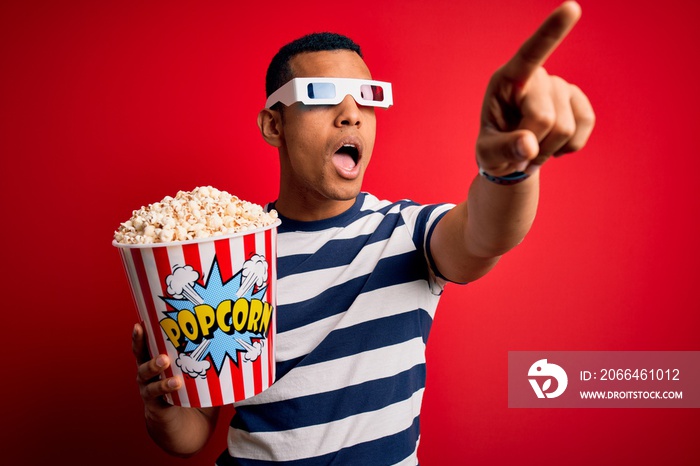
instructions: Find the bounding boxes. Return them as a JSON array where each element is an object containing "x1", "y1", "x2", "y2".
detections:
[{"x1": 276, "y1": 50, "x2": 377, "y2": 209}]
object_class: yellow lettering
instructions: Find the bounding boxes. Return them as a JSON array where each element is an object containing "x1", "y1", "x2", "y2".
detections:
[
  {"x1": 162, "y1": 298, "x2": 273, "y2": 350},
  {"x1": 232, "y1": 298, "x2": 249, "y2": 332},
  {"x1": 160, "y1": 317, "x2": 182, "y2": 348},
  {"x1": 178, "y1": 309, "x2": 199, "y2": 342},
  {"x1": 216, "y1": 300, "x2": 232, "y2": 333},
  {"x1": 194, "y1": 304, "x2": 216, "y2": 339},
  {"x1": 259, "y1": 302, "x2": 272, "y2": 335},
  {"x1": 247, "y1": 299, "x2": 263, "y2": 332}
]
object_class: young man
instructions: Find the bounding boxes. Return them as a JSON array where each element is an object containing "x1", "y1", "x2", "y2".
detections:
[{"x1": 132, "y1": 2, "x2": 594, "y2": 464}]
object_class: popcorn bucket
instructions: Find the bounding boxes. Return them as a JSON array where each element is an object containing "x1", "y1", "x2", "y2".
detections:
[{"x1": 114, "y1": 221, "x2": 280, "y2": 407}]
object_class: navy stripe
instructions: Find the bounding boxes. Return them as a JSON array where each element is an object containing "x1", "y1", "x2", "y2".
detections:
[
  {"x1": 425, "y1": 208, "x2": 452, "y2": 282},
  {"x1": 277, "y1": 233, "x2": 372, "y2": 278},
  {"x1": 410, "y1": 207, "x2": 428, "y2": 249},
  {"x1": 277, "y1": 250, "x2": 429, "y2": 334},
  {"x1": 276, "y1": 355, "x2": 304, "y2": 380},
  {"x1": 274, "y1": 194, "x2": 423, "y2": 234},
  {"x1": 277, "y1": 308, "x2": 432, "y2": 379},
  {"x1": 232, "y1": 364, "x2": 426, "y2": 433},
  {"x1": 297, "y1": 310, "x2": 432, "y2": 367},
  {"x1": 277, "y1": 210, "x2": 407, "y2": 279},
  {"x1": 275, "y1": 194, "x2": 366, "y2": 233},
  {"x1": 317, "y1": 415, "x2": 421, "y2": 466},
  {"x1": 277, "y1": 274, "x2": 368, "y2": 332},
  {"x1": 363, "y1": 251, "x2": 429, "y2": 294},
  {"x1": 219, "y1": 414, "x2": 421, "y2": 466}
]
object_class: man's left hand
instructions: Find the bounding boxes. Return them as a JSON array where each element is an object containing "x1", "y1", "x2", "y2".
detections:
[{"x1": 476, "y1": 1, "x2": 595, "y2": 176}]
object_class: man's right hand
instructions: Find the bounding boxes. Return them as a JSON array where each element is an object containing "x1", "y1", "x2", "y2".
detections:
[
  {"x1": 132, "y1": 323, "x2": 219, "y2": 457},
  {"x1": 132, "y1": 323, "x2": 183, "y2": 423}
]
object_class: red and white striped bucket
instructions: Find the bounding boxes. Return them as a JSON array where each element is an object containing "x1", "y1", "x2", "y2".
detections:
[{"x1": 114, "y1": 221, "x2": 280, "y2": 407}]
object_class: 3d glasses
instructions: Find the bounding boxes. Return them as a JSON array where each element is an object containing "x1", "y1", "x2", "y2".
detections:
[{"x1": 265, "y1": 77, "x2": 393, "y2": 109}]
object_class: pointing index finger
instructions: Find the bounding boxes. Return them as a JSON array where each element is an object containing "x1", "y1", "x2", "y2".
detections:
[{"x1": 502, "y1": 1, "x2": 582, "y2": 83}]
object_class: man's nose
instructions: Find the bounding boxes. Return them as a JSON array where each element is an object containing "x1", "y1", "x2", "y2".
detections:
[{"x1": 334, "y1": 95, "x2": 362, "y2": 127}]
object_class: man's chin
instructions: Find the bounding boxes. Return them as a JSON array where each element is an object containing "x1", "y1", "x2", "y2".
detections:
[{"x1": 326, "y1": 183, "x2": 363, "y2": 202}]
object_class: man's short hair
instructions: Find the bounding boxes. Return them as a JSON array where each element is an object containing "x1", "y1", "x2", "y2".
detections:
[{"x1": 265, "y1": 32, "x2": 363, "y2": 99}]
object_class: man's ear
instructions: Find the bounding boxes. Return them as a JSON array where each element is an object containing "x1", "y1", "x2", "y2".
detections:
[{"x1": 257, "y1": 108, "x2": 283, "y2": 148}]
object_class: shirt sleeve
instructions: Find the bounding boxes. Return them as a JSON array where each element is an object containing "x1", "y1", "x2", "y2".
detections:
[{"x1": 400, "y1": 202, "x2": 455, "y2": 295}]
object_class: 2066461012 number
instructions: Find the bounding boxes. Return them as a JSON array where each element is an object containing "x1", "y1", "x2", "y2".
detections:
[{"x1": 599, "y1": 368, "x2": 680, "y2": 381}]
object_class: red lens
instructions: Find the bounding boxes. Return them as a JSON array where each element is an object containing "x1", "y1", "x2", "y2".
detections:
[{"x1": 360, "y1": 85, "x2": 384, "y2": 102}]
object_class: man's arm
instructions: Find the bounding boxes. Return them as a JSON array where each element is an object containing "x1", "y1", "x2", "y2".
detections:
[
  {"x1": 132, "y1": 323, "x2": 220, "y2": 457},
  {"x1": 431, "y1": 1, "x2": 595, "y2": 284}
]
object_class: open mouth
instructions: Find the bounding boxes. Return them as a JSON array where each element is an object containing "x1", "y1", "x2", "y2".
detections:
[
  {"x1": 335, "y1": 144, "x2": 360, "y2": 165},
  {"x1": 331, "y1": 138, "x2": 363, "y2": 178}
]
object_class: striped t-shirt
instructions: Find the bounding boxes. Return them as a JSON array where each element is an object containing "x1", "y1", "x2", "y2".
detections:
[{"x1": 216, "y1": 192, "x2": 454, "y2": 465}]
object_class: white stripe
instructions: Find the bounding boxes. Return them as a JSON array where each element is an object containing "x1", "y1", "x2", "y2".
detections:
[
  {"x1": 268, "y1": 244, "x2": 277, "y2": 387},
  {"x1": 277, "y1": 207, "x2": 400, "y2": 258},
  {"x1": 166, "y1": 245, "x2": 185, "y2": 275},
  {"x1": 196, "y1": 240, "x2": 226, "y2": 406},
  {"x1": 162, "y1": 245, "x2": 194, "y2": 407},
  {"x1": 237, "y1": 336, "x2": 426, "y2": 406},
  {"x1": 241, "y1": 357, "x2": 256, "y2": 399},
  {"x1": 124, "y1": 248, "x2": 169, "y2": 404},
  {"x1": 120, "y1": 250, "x2": 149, "y2": 330},
  {"x1": 142, "y1": 246, "x2": 190, "y2": 407},
  {"x1": 259, "y1": 336, "x2": 270, "y2": 393},
  {"x1": 278, "y1": 195, "x2": 444, "y2": 257},
  {"x1": 194, "y1": 374, "x2": 212, "y2": 407},
  {"x1": 254, "y1": 230, "x2": 271, "y2": 391},
  {"x1": 219, "y1": 360, "x2": 236, "y2": 405},
  {"x1": 270, "y1": 228, "x2": 278, "y2": 385},
  {"x1": 269, "y1": 229, "x2": 278, "y2": 388},
  {"x1": 276, "y1": 280, "x2": 436, "y2": 363},
  {"x1": 277, "y1": 231, "x2": 417, "y2": 305},
  {"x1": 278, "y1": 227, "x2": 343, "y2": 256},
  {"x1": 359, "y1": 194, "x2": 394, "y2": 212},
  {"x1": 398, "y1": 202, "x2": 452, "y2": 233},
  {"x1": 230, "y1": 234, "x2": 250, "y2": 401},
  {"x1": 274, "y1": 310, "x2": 344, "y2": 364},
  {"x1": 198, "y1": 240, "x2": 216, "y2": 286},
  {"x1": 399, "y1": 202, "x2": 453, "y2": 295},
  {"x1": 254, "y1": 229, "x2": 266, "y2": 258},
  {"x1": 229, "y1": 235, "x2": 245, "y2": 274},
  {"x1": 261, "y1": 233, "x2": 273, "y2": 388},
  {"x1": 230, "y1": 388, "x2": 424, "y2": 461},
  {"x1": 222, "y1": 235, "x2": 246, "y2": 402}
]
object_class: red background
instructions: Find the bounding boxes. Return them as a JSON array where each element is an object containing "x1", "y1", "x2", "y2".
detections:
[{"x1": 2, "y1": 0, "x2": 699, "y2": 464}]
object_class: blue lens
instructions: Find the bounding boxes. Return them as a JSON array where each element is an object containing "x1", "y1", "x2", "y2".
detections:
[{"x1": 307, "y1": 83, "x2": 336, "y2": 99}]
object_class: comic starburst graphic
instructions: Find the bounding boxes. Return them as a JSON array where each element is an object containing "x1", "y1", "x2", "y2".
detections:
[{"x1": 161, "y1": 256, "x2": 269, "y2": 373}]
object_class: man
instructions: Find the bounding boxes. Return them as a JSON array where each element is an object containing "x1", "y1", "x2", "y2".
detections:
[{"x1": 132, "y1": 2, "x2": 594, "y2": 464}]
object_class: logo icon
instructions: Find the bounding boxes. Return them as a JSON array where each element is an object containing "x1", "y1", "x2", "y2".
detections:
[{"x1": 528, "y1": 359, "x2": 568, "y2": 398}]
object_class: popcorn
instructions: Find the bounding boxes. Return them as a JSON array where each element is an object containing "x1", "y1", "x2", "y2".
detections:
[{"x1": 114, "y1": 186, "x2": 278, "y2": 245}]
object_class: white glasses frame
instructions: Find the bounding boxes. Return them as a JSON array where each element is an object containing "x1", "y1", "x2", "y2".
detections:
[{"x1": 265, "y1": 77, "x2": 393, "y2": 109}]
